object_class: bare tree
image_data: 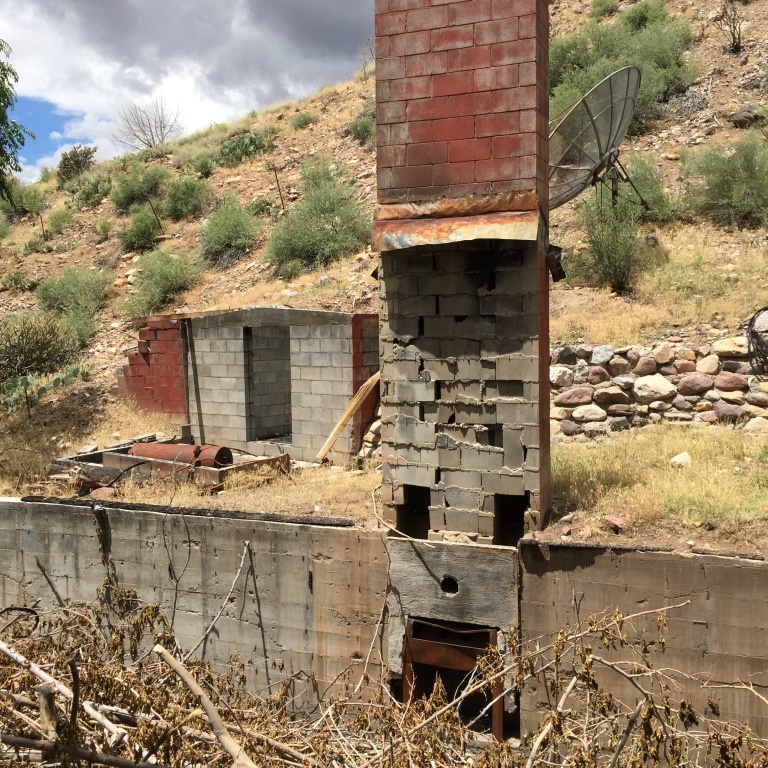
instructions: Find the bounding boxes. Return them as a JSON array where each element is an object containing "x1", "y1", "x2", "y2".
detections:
[
  {"x1": 112, "y1": 95, "x2": 183, "y2": 150},
  {"x1": 713, "y1": 0, "x2": 743, "y2": 53}
]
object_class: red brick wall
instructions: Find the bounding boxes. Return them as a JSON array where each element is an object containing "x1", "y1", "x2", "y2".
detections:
[
  {"x1": 118, "y1": 319, "x2": 187, "y2": 423},
  {"x1": 375, "y1": 0, "x2": 549, "y2": 209}
]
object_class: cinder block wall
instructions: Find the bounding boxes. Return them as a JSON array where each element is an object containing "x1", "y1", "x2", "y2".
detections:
[
  {"x1": 118, "y1": 318, "x2": 187, "y2": 423},
  {"x1": 375, "y1": 0, "x2": 549, "y2": 207},
  {"x1": 380, "y1": 241, "x2": 547, "y2": 542},
  {"x1": 185, "y1": 309, "x2": 379, "y2": 463},
  {"x1": 246, "y1": 326, "x2": 292, "y2": 439}
]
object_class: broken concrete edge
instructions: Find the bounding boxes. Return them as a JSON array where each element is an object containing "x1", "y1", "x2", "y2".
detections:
[{"x1": 18, "y1": 495, "x2": 357, "y2": 528}]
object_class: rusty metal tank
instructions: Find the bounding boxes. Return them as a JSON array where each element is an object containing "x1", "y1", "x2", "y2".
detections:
[{"x1": 127, "y1": 443, "x2": 233, "y2": 467}]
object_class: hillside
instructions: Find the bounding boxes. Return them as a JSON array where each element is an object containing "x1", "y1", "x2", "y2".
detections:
[{"x1": 1, "y1": 0, "x2": 768, "y2": 548}]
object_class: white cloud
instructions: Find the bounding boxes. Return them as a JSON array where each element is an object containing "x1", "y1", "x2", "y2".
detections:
[{"x1": 1, "y1": 0, "x2": 372, "y2": 182}]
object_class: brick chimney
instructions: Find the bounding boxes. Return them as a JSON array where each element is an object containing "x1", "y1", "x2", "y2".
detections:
[{"x1": 374, "y1": 0, "x2": 551, "y2": 543}]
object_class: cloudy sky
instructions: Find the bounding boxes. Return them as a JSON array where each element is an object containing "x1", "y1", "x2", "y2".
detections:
[{"x1": 1, "y1": 0, "x2": 373, "y2": 181}]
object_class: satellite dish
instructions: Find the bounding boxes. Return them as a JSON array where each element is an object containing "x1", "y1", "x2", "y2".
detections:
[{"x1": 548, "y1": 66, "x2": 642, "y2": 210}]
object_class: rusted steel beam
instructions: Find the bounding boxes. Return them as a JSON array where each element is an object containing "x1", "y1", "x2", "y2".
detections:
[
  {"x1": 374, "y1": 190, "x2": 539, "y2": 222},
  {"x1": 128, "y1": 443, "x2": 233, "y2": 468},
  {"x1": 372, "y1": 210, "x2": 541, "y2": 253}
]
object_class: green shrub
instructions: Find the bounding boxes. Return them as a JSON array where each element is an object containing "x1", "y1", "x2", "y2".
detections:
[
  {"x1": 0, "y1": 312, "x2": 79, "y2": 380},
  {"x1": 123, "y1": 250, "x2": 203, "y2": 316},
  {"x1": 682, "y1": 134, "x2": 768, "y2": 228},
  {"x1": 111, "y1": 165, "x2": 171, "y2": 212},
  {"x1": 37, "y1": 267, "x2": 111, "y2": 318},
  {"x1": 578, "y1": 192, "x2": 643, "y2": 293},
  {"x1": 92, "y1": 219, "x2": 113, "y2": 242},
  {"x1": 117, "y1": 208, "x2": 162, "y2": 252},
  {"x1": 0, "y1": 183, "x2": 45, "y2": 220},
  {"x1": 21, "y1": 234, "x2": 49, "y2": 256},
  {"x1": 163, "y1": 177, "x2": 211, "y2": 221},
  {"x1": 0, "y1": 215, "x2": 10, "y2": 240},
  {"x1": 48, "y1": 208, "x2": 74, "y2": 235},
  {"x1": 625, "y1": 153, "x2": 676, "y2": 222},
  {"x1": 218, "y1": 126, "x2": 278, "y2": 167},
  {"x1": 278, "y1": 259, "x2": 306, "y2": 281},
  {"x1": 201, "y1": 195, "x2": 258, "y2": 266},
  {"x1": 69, "y1": 173, "x2": 112, "y2": 210},
  {"x1": 290, "y1": 112, "x2": 318, "y2": 130},
  {"x1": 346, "y1": 108, "x2": 376, "y2": 147},
  {"x1": 38, "y1": 167, "x2": 55, "y2": 183},
  {"x1": 267, "y1": 157, "x2": 371, "y2": 277},
  {"x1": 590, "y1": 0, "x2": 619, "y2": 18},
  {"x1": 192, "y1": 155, "x2": 214, "y2": 177},
  {"x1": 37, "y1": 267, "x2": 112, "y2": 346},
  {"x1": 56, "y1": 144, "x2": 97, "y2": 188},
  {"x1": 1, "y1": 364, "x2": 89, "y2": 415},
  {"x1": 549, "y1": 0, "x2": 694, "y2": 130},
  {"x1": 1, "y1": 271, "x2": 33, "y2": 293},
  {"x1": 245, "y1": 195, "x2": 279, "y2": 218}
]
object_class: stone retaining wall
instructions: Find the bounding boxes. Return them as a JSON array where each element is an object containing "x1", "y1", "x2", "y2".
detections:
[{"x1": 548, "y1": 336, "x2": 768, "y2": 441}]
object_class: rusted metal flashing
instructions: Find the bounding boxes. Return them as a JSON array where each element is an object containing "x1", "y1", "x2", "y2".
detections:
[
  {"x1": 374, "y1": 190, "x2": 539, "y2": 222},
  {"x1": 372, "y1": 210, "x2": 541, "y2": 253}
]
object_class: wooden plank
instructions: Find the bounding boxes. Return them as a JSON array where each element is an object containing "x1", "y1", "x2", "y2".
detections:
[{"x1": 315, "y1": 371, "x2": 381, "y2": 463}]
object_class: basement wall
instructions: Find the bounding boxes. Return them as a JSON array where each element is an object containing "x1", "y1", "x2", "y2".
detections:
[
  {"x1": 519, "y1": 540, "x2": 768, "y2": 734},
  {"x1": 0, "y1": 498, "x2": 387, "y2": 709}
]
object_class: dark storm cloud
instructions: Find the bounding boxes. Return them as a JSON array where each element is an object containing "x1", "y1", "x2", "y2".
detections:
[{"x1": 21, "y1": 0, "x2": 374, "y2": 106}]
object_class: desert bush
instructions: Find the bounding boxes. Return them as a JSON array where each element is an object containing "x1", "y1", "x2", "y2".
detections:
[
  {"x1": 20, "y1": 234, "x2": 49, "y2": 256},
  {"x1": 0, "y1": 215, "x2": 10, "y2": 240},
  {"x1": 69, "y1": 173, "x2": 112, "y2": 210},
  {"x1": 0, "y1": 312, "x2": 79, "y2": 380},
  {"x1": 245, "y1": 195, "x2": 278, "y2": 218},
  {"x1": 92, "y1": 219, "x2": 113, "y2": 242},
  {"x1": 578, "y1": 191, "x2": 643, "y2": 292},
  {"x1": 590, "y1": 0, "x2": 619, "y2": 18},
  {"x1": 346, "y1": 108, "x2": 376, "y2": 147},
  {"x1": 37, "y1": 267, "x2": 112, "y2": 346},
  {"x1": 201, "y1": 195, "x2": 258, "y2": 266},
  {"x1": 117, "y1": 208, "x2": 162, "y2": 252},
  {"x1": 122, "y1": 250, "x2": 203, "y2": 316},
  {"x1": 626, "y1": 153, "x2": 676, "y2": 222},
  {"x1": 218, "y1": 126, "x2": 278, "y2": 167},
  {"x1": 290, "y1": 112, "x2": 318, "y2": 130},
  {"x1": 0, "y1": 183, "x2": 45, "y2": 220},
  {"x1": 37, "y1": 267, "x2": 111, "y2": 318},
  {"x1": 163, "y1": 177, "x2": 210, "y2": 221},
  {"x1": 267, "y1": 157, "x2": 371, "y2": 277},
  {"x1": 1, "y1": 364, "x2": 89, "y2": 415},
  {"x1": 549, "y1": 0, "x2": 694, "y2": 130},
  {"x1": 682, "y1": 134, "x2": 768, "y2": 228},
  {"x1": 111, "y1": 165, "x2": 171, "y2": 212},
  {"x1": 192, "y1": 155, "x2": 214, "y2": 177},
  {"x1": 47, "y1": 208, "x2": 74, "y2": 235},
  {"x1": 56, "y1": 144, "x2": 97, "y2": 188},
  {"x1": 38, "y1": 167, "x2": 55, "y2": 183},
  {"x1": 1, "y1": 271, "x2": 33, "y2": 293}
]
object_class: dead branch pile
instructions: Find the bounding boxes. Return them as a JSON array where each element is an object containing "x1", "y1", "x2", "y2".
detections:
[{"x1": 0, "y1": 593, "x2": 766, "y2": 768}]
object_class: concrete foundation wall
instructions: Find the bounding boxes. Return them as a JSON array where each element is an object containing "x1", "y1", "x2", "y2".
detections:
[
  {"x1": 519, "y1": 540, "x2": 768, "y2": 734},
  {"x1": 0, "y1": 498, "x2": 387, "y2": 707}
]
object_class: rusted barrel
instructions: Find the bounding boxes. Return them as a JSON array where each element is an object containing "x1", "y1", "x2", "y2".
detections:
[{"x1": 128, "y1": 443, "x2": 233, "y2": 467}]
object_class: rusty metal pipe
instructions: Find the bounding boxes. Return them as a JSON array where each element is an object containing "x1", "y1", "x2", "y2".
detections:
[{"x1": 128, "y1": 443, "x2": 234, "y2": 468}]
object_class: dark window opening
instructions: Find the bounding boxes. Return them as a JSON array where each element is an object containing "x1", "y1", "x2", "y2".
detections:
[
  {"x1": 497, "y1": 381, "x2": 524, "y2": 398},
  {"x1": 395, "y1": 484, "x2": 431, "y2": 539},
  {"x1": 494, "y1": 492, "x2": 529, "y2": 547},
  {"x1": 487, "y1": 425, "x2": 503, "y2": 447}
]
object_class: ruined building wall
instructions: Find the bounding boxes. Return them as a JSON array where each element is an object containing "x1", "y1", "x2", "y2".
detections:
[
  {"x1": 380, "y1": 240, "x2": 549, "y2": 542},
  {"x1": 185, "y1": 308, "x2": 379, "y2": 463}
]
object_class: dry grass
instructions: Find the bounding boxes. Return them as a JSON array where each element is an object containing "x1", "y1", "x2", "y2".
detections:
[
  {"x1": 114, "y1": 462, "x2": 382, "y2": 525},
  {"x1": 552, "y1": 424, "x2": 768, "y2": 539},
  {"x1": 551, "y1": 221, "x2": 768, "y2": 344},
  {"x1": 0, "y1": 392, "x2": 177, "y2": 495}
]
